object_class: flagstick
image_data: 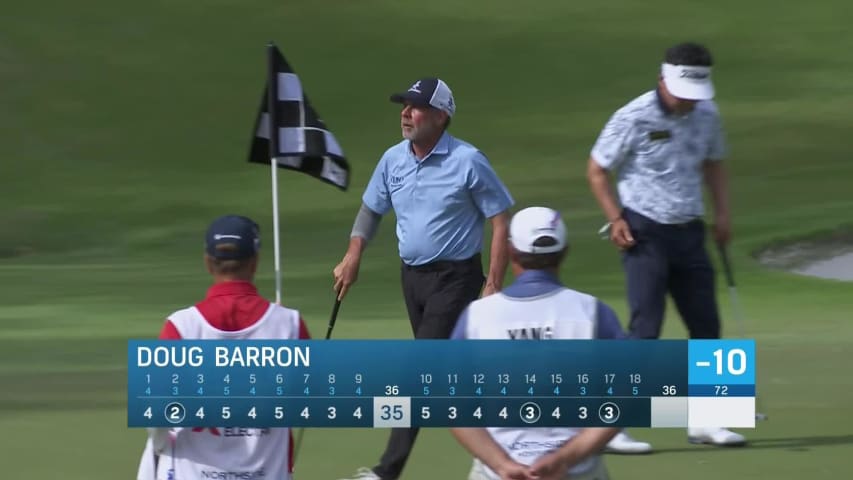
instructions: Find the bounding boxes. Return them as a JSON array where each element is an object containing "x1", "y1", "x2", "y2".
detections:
[
  {"x1": 270, "y1": 156, "x2": 282, "y2": 304},
  {"x1": 266, "y1": 42, "x2": 283, "y2": 306}
]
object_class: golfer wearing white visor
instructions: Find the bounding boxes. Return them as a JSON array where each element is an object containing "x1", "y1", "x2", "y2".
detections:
[{"x1": 585, "y1": 42, "x2": 746, "y2": 452}]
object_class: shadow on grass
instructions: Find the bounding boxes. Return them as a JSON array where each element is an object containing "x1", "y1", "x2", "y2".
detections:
[{"x1": 652, "y1": 435, "x2": 853, "y2": 453}]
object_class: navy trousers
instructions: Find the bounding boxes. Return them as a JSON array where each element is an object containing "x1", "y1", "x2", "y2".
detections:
[{"x1": 621, "y1": 208, "x2": 720, "y2": 339}]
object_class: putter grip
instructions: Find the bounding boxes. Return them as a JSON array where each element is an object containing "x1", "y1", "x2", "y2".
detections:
[
  {"x1": 325, "y1": 298, "x2": 342, "y2": 340},
  {"x1": 717, "y1": 244, "x2": 736, "y2": 287}
]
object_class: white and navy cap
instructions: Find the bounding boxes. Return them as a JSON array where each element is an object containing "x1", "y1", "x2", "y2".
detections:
[
  {"x1": 661, "y1": 63, "x2": 715, "y2": 100},
  {"x1": 509, "y1": 207, "x2": 568, "y2": 254},
  {"x1": 390, "y1": 77, "x2": 456, "y2": 117}
]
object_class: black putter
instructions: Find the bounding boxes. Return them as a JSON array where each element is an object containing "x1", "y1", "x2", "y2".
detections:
[{"x1": 292, "y1": 297, "x2": 343, "y2": 466}]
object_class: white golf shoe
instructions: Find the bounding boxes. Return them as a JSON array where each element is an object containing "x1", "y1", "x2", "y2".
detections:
[
  {"x1": 604, "y1": 431, "x2": 653, "y2": 454},
  {"x1": 338, "y1": 467, "x2": 383, "y2": 480},
  {"x1": 687, "y1": 427, "x2": 747, "y2": 446}
]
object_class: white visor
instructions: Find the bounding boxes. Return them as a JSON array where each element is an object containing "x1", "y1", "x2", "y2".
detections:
[{"x1": 661, "y1": 63, "x2": 714, "y2": 100}]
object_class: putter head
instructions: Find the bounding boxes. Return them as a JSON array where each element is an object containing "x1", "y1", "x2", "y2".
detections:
[{"x1": 755, "y1": 412, "x2": 769, "y2": 421}]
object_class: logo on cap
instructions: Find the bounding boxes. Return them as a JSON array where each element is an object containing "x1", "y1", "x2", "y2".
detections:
[
  {"x1": 532, "y1": 211, "x2": 561, "y2": 235},
  {"x1": 549, "y1": 211, "x2": 561, "y2": 228},
  {"x1": 680, "y1": 69, "x2": 709, "y2": 79},
  {"x1": 205, "y1": 215, "x2": 260, "y2": 260},
  {"x1": 408, "y1": 81, "x2": 422, "y2": 94}
]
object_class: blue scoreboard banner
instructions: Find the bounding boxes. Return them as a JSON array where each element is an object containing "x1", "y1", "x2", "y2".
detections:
[{"x1": 127, "y1": 339, "x2": 756, "y2": 429}]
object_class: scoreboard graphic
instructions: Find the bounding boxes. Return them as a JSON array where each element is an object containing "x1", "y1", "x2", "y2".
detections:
[{"x1": 127, "y1": 339, "x2": 755, "y2": 429}]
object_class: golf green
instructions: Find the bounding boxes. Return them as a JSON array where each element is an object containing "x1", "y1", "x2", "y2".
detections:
[{"x1": 1, "y1": 1, "x2": 851, "y2": 478}]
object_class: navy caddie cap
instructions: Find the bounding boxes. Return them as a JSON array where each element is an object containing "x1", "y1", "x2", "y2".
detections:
[
  {"x1": 389, "y1": 77, "x2": 456, "y2": 117},
  {"x1": 205, "y1": 215, "x2": 261, "y2": 260}
]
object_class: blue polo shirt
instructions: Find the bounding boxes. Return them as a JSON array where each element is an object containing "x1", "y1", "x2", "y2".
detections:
[{"x1": 363, "y1": 132, "x2": 514, "y2": 266}]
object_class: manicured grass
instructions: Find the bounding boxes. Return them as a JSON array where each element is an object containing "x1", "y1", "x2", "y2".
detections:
[{"x1": 1, "y1": 1, "x2": 851, "y2": 478}]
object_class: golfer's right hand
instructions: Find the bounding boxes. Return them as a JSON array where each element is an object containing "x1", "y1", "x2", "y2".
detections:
[
  {"x1": 610, "y1": 218, "x2": 635, "y2": 250},
  {"x1": 529, "y1": 451, "x2": 571, "y2": 480},
  {"x1": 495, "y1": 460, "x2": 536, "y2": 480},
  {"x1": 333, "y1": 254, "x2": 360, "y2": 300}
]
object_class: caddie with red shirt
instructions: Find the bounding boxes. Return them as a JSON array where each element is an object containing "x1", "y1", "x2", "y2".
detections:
[{"x1": 137, "y1": 214, "x2": 310, "y2": 480}]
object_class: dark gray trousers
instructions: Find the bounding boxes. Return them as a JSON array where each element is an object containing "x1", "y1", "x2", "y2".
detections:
[{"x1": 371, "y1": 254, "x2": 484, "y2": 479}]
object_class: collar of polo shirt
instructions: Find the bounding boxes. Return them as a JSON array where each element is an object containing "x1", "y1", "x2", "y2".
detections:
[{"x1": 410, "y1": 131, "x2": 451, "y2": 162}]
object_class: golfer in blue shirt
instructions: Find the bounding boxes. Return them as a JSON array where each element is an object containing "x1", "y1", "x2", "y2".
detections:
[{"x1": 334, "y1": 77, "x2": 514, "y2": 480}]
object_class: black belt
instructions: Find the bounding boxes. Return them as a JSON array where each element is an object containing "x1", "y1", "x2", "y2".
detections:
[{"x1": 403, "y1": 253, "x2": 481, "y2": 272}]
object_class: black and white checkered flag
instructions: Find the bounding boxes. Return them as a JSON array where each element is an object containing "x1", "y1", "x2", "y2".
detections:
[{"x1": 248, "y1": 43, "x2": 350, "y2": 191}]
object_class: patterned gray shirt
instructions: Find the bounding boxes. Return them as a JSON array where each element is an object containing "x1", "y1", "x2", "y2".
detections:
[{"x1": 591, "y1": 90, "x2": 726, "y2": 224}]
